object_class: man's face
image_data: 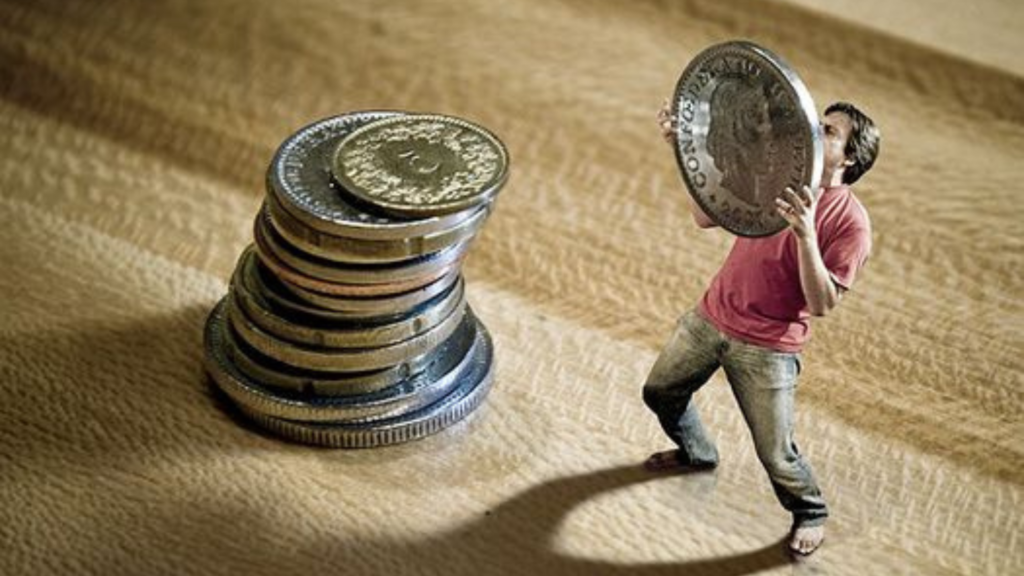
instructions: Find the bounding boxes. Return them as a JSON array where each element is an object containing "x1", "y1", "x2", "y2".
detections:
[{"x1": 822, "y1": 111, "x2": 853, "y2": 175}]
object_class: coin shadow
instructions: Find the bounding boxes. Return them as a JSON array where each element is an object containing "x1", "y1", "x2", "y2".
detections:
[{"x1": 0, "y1": 303, "x2": 288, "y2": 473}]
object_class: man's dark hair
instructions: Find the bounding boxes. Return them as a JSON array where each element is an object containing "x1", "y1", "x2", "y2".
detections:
[{"x1": 825, "y1": 102, "x2": 880, "y2": 185}]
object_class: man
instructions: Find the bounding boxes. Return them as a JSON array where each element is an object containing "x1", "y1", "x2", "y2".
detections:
[{"x1": 645, "y1": 100, "x2": 880, "y2": 556}]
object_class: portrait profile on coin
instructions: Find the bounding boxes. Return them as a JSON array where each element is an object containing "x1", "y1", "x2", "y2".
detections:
[{"x1": 706, "y1": 76, "x2": 778, "y2": 207}]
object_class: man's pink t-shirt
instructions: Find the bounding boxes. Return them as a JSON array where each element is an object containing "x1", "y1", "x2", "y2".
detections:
[{"x1": 698, "y1": 185, "x2": 872, "y2": 353}]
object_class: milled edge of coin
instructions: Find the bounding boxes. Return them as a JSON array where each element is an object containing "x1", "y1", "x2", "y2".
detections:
[
  {"x1": 755, "y1": 42, "x2": 823, "y2": 200},
  {"x1": 252, "y1": 213, "x2": 463, "y2": 296},
  {"x1": 670, "y1": 40, "x2": 823, "y2": 237},
  {"x1": 230, "y1": 257, "x2": 466, "y2": 348},
  {"x1": 205, "y1": 300, "x2": 479, "y2": 422},
  {"x1": 235, "y1": 243, "x2": 464, "y2": 330},
  {"x1": 232, "y1": 313, "x2": 495, "y2": 448},
  {"x1": 276, "y1": 265, "x2": 461, "y2": 317},
  {"x1": 243, "y1": 248, "x2": 440, "y2": 323},
  {"x1": 255, "y1": 204, "x2": 468, "y2": 290},
  {"x1": 265, "y1": 189, "x2": 491, "y2": 265},
  {"x1": 221, "y1": 315, "x2": 435, "y2": 397},
  {"x1": 331, "y1": 114, "x2": 510, "y2": 218},
  {"x1": 260, "y1": 197, "x2": 473, "y2": 266},
  {"x1": 266, "y1": 190, "x2": 481, "y2": 278},
  {"x1": 228, "y1": 293, "x2": 467, "y2": 372},
  {"x1": 267, "y1": 111, "x2": 479, "y2": 240}
]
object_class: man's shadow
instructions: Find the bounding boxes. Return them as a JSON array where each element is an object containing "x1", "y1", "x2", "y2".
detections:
[{"x1": 290, "y1": 460, "x2": 795, "y2": 576}]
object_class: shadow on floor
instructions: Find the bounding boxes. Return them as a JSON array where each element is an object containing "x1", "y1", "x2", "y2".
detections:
[{"x1": 0, "y1": 304, "x2": 800, "y2": 575}]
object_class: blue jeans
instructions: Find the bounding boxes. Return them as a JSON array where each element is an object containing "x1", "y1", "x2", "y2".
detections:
[{"x1": 642, "y1": 310, "x2": 828, "y2": 528}]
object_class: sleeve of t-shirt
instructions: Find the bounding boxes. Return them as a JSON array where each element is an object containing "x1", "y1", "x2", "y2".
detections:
[{"x1": 822, "y1": 223, "x2": 872, "y2": 291}]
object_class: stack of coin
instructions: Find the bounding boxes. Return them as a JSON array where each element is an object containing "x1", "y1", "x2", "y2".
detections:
[{"x1": 203, "y1": 111, "x2": 508, "y2": 448}]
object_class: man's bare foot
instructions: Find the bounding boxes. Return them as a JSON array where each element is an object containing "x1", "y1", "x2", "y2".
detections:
[
  {"x1": 642, "y1": 449, "x2": 716, "y2": 473},
  {"x1": 789, "y1": 525, "x2": 825, "y2": 556}
]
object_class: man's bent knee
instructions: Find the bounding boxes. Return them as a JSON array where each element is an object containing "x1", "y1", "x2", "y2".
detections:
[{"x1": 642, "y1": 384, "x2": 667, "y2": 411}]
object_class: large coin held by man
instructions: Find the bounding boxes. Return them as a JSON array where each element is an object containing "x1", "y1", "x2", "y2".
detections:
[{"x1": 670, "y1": 41, "x2": 824, "y2": 237}]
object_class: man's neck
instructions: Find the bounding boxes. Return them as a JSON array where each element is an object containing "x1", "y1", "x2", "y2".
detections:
[{"x1": 822, "y1": 168, "x2": 846, "y2": 188}]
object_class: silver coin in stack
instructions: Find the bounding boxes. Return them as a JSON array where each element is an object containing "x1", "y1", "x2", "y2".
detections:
[
  {"x1": 271, "y1": 267, "x2": 461, "y2": 318},
  {"x1": 245, "y1": 248, "x2": 461, "y2": 322},
  {"x1": 267, "y1": 111, "x2": 484, "y2": 240},
  {"x1": 219, "y1": 310, "x2": 496, "y2": 448},
  {"x1": 204, "y1": 300, "x2": 480, "y2": 423},
  {"x1": 252, "y1": 211, "x2": 462, "y2": 295},
  {"x1": 264, "y1": 190, "x2": 488, "y2": 265},
  {"x1": 256, "y1": 198, "x2": 473, "y2": 285},
  {"x1": 229, "y1": 250, "x2": 466, "y2": 349},
  {"x1": 220, "y1": 316, "x2": 440, "y2": 398},
  {"x1": 332, "y1": 114, "x2": 509, "y2": 218},
  {"x1": 671, "y1": 40, "x2": 823, "y2": 237},
  {"x1": 227, "y1": 291, "x2": 467, "y2": 373}
]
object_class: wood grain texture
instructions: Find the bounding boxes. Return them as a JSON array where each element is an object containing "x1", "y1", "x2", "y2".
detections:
[{"x1": 1, "y1": 0, "x2": 1021, "y2": 574}]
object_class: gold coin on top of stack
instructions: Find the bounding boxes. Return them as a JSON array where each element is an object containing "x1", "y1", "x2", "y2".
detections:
[
  {"x1": 332, "y1": 114, "x2": 509, "y2": 218},
  {"x1": 203, "y1": 110, "x2": 508, "y2": 447}
]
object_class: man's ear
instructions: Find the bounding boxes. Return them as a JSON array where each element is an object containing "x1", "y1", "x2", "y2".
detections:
[{"x1": 842, "y1": 158, "x2": 854, "y2": 167}]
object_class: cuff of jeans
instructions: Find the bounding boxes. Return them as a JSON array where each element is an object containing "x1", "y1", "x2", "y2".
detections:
[{"x1": 792, "y1": 514, "x2": 828, "y2": 529}]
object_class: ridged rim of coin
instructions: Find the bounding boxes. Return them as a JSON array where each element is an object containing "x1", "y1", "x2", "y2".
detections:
[
  {"x1": 204, "y1": 300, "x2": 481, "y2": 422},
  {"x1": 265, "y1": 190, "x2": 490, "y2": 264},
  {"x1": 263, "y1": 193, "x2": 478, "y2": 280},
  {"x1": 332, "y1": 114, "x2": 509, "y2": 218},
  {"x1": 221, "y1": 315, "x2": 438, "y2": 397},
  {"x1": 230, "y1": 316, "x2": 495, "y2": 448},
  {"x1": 274, "y1": 265, "x2": 461, "y2": 317},
  {"x1": 267, "y1": 111, "x2": 482, "y2": 240},
  {"x1": 671, "y1": 40, "x2": 822, "y2": 237},
  {"x1": 241, "y1": 248, "x2": 452, "y2": 323},
  {"x1": 261, "y1": 196, "x2": 482, "y2": 266},
  {"x1": 229, "y1": 294, "x2": 467, "y2": 372},
  {"x1": 253, "y1": 212, "x2": 462, "y2": 294},
  {"x1": 229, "y1": 257, "x2": 465, "y2": 348}
]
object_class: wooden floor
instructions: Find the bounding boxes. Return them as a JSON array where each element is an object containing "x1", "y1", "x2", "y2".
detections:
[{"x1": 1, "y1": 0, "x2": 1021, "y2": 574}]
